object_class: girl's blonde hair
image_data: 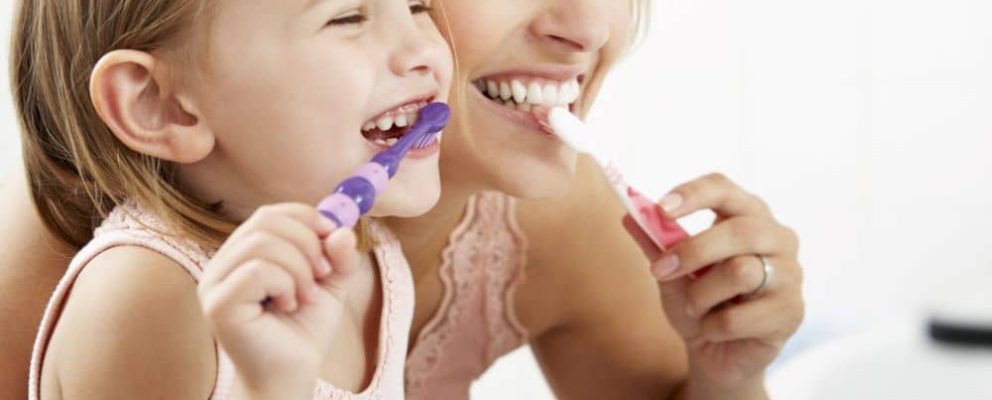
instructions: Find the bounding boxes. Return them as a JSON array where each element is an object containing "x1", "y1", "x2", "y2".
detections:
[{"x1": 11, "y1": 0, "x2": 236, "y2": 249}]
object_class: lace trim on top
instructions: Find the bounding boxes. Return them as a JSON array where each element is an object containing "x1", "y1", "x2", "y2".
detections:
[{"x1": 405, "y1": 192, "x2": 530, "y2": 398}]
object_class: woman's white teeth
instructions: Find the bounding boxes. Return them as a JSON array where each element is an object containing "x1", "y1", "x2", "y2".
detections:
[
  {"x1": 482, "y1": 78, "x2": 581, "y2": 108},
  {"x1": 542, "y1": 84, "x2": 559, "y2": 105},
  {"x1": 487, "y1": 81, "x2": 500, "y2": 98},
  {"x1": 511, "y1": 80, "x2": 527, "y2": 104},
  {"x1": 395, "y1": 114, "x2": 409, "y2": 128},
  {"x1": 527, "y1": 82, "x2": 544, "y2": 105},
  {"x1": 363, "y1": 122, "x2": 376, "y2": 132},
  {"x1": 499, "y1": 82, "x2": 512, "y2": 100}
]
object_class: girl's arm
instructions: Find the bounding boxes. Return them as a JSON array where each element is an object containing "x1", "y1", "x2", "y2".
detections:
[{"x1": 0, "y1": 164, "x2": 75, "y2": 400}]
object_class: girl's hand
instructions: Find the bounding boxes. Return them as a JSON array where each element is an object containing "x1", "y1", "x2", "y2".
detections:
[
  {"x1": 625, "y1": 173, "x2": 805, "y2": 398},
  {"x1": 197, "y1": 204, "x2": 361, "y2": 398}
]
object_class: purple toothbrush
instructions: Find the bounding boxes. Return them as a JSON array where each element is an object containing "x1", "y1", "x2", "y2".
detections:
[{"x1": 317, "y1": 102, "x2": 450, "y2": 228}]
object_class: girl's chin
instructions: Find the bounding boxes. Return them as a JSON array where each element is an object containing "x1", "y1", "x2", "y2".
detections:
[{"x1": 368, "y1": 188, "x2": 442, "y2": 218}]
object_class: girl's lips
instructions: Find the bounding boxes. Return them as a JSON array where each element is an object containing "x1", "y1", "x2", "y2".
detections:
[{"x1": 364, "y1": 135, "x2": 441, "y2": 159}]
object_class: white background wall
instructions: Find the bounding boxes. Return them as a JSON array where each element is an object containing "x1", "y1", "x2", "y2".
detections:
[
  {"x1": 594, "y1": 0, "x2": 992, "y2": 348},
  {"x1": 3, "y1": 0, "x2": 991, "y2": 398}
]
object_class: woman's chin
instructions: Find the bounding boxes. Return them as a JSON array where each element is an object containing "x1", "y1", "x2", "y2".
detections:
[{"x1": 491, "y1": 146, "x2": 580, "y2": 199}]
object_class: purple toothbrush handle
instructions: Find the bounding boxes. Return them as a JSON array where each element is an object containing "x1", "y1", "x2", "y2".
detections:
[{"x1": 317, "y1": 102, "x2": 450, "y2": 228}]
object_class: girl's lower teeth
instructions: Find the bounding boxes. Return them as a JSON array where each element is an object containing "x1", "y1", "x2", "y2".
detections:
[{"x1": 372, "y1": 137, "x2": 400, "y2": 146}]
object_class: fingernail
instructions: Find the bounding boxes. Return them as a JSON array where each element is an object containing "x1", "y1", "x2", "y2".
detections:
[
  {"x1": 317, "y1": 216, "x2": 337, "y2": 232},
  {"x1": 653, "y1": 254, "x2": 680, "y2": 280},
  {"x1": 660, "y1": 193, "x2": 683, "y2": 214}
]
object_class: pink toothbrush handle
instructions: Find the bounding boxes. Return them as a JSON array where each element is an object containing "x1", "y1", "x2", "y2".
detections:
[
  {"x1": 628, "y1": 187, "x2": 719, "y2": 279},
  {"x1": 626, "y1": 187, "x2": 689, "y2": 251}
]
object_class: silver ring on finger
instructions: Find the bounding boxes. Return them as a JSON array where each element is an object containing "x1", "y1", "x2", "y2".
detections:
[{"x1": 748, "y1": 255, "x2": 774, "y2": 296}]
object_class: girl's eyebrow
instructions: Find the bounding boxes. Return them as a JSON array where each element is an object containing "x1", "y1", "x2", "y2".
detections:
[{"x1": 305, "y1": 0, "x2": 328, "y2": 10}]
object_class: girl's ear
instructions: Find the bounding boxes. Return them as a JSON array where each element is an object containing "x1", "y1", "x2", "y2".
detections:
[{"x1": 89, "y1": 50, "x2": 214, "y2": 164}]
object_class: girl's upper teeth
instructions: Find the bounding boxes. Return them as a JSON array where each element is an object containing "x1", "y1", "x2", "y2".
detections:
[
  {"x1": 376, "y1": 116, "x2": 394, "y2": 131},
  {"x1": 480, "y1": 77, "x2": 580, "y2": 108},
  {"x1": 362, "y1": 103, "x2": 424, "y2": 133}
]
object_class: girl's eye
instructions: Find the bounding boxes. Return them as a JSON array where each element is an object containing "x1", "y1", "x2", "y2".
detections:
[
  {"x1": 327, "y1": 2, "x2": 430, "y2": 27},
  {"x1": 410, "y1": 1, "x2": 433, "y2": 14},
  {"x1": 328, "y1": 13, "x2": 368, "y2": 26}
]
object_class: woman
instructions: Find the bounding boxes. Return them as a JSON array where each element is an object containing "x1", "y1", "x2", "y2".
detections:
[{"x1": 1, "y1": 0, "x2": 804, "y2": 398}]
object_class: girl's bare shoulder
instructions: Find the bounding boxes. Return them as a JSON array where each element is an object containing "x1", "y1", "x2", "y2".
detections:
[{"x1": 41, "y1": 245, "x2": 215, "y2": 399}]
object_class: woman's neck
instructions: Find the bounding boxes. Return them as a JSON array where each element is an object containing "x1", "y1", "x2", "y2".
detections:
[{"x1": 383, "y1": 160, "x2": 488, "y2": 281}]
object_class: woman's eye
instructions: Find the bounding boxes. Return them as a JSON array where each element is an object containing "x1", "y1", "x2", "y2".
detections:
[{"x1": 328, "y1": 13, "x2": 368, "y2": 26}]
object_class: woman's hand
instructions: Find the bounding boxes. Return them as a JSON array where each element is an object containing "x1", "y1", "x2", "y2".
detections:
[
  {"x1": 624, "y1": 173, "x2": 805, "y2": 399},
  {"x1": 197, "y1": 204, "x2": 361, "y2": 399}
]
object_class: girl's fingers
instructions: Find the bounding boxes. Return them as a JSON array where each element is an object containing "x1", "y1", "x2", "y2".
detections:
[
  {"x1": 320, "y1": 229, "x2": 360, "y2": 288},
  {"x1": 248, "y1": 203, "x2": 339, "y2": 237},
  {"x1": 209, "y1": 231, "x2": 319, "y2": 304},
  {"x1": 200, "y1": 260, "x2": 297, "y2": 328},
  {"x1": 250, "y1": 215, "x2": 332, "y2": 279}
]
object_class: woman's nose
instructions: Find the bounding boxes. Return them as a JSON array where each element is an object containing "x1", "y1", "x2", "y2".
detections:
[{"x1": 530, "y1": 0, "x2": 612, "y2": 53}]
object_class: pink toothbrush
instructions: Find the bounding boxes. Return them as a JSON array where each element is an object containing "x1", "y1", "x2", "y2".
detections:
[{"x1": 544, "y1": 107, "x2": 689, "y2": 252}]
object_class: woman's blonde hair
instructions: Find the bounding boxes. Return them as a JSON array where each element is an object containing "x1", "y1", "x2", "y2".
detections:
[
  {"x1": 10, "y1": 0, "x2": 235, "y2": 249},
  {"x1": 631, "y1": 0, "x2": 652, "y2": 49}
]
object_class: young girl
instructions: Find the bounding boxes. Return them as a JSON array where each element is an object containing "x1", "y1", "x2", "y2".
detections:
[{"x1": 15, "y1": 0, "x2": 452, "y2": 398}]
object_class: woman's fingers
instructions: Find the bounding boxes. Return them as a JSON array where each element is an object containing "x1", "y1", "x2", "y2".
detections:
[
  {"x1": 699, "y1": 289, "x2": 805, "y2": 343},
  {"x1": 662, "y1": 173, "x2": 772, "y2": 220},
  {"x1": 652, "y1": 216, "x2": 798, "y2": 282},
  {"x1": 684, "y1": 255, "x2": 770, "y2": 318}
]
